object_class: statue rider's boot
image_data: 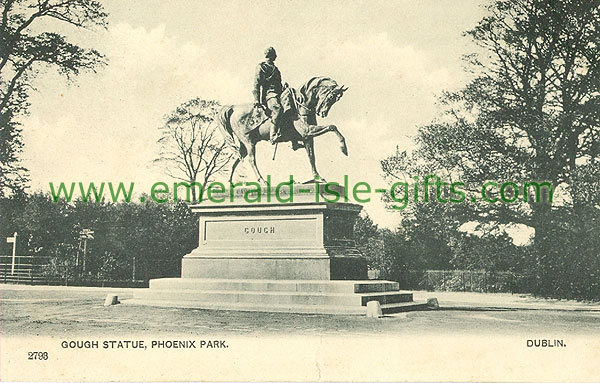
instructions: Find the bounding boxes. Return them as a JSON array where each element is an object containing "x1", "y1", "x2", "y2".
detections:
[
  {"x1": 269, "y1": 121, "x2": 281, "y2": 144},
  {"x1": 269, "y1": 125, "x2": 278, "y2": 144},
  {"x1": 290, "y1": 141, "x2": 304, "y2": 150},
  {"x1": 268, "y1": 100, "x2": 283, "y2": 144}
]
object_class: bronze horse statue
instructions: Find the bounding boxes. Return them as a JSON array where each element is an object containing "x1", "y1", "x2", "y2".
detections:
[{"x1": 214, "y1": 77, "x2": 348, "y2": 183}]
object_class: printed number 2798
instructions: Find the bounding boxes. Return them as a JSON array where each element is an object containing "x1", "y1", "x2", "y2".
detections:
[{"x1": 28, "y1": 352, "x2": 48, "y2": 360}]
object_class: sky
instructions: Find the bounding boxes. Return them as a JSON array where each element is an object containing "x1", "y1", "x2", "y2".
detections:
[{"x1": 22, "y1": 0, "x2": 490, "y2": 229}]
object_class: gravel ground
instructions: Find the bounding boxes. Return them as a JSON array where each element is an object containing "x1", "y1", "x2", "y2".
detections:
[{"x1": 1, "y1": 284, "x2": 599, "y2": 337}]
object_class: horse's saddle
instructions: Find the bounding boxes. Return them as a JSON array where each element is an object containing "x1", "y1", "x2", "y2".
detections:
[
  {"x1": 247, "y1": 106, "x2": 270, "y2": 132},
  {"x1": 243, "y1": 87, "x2": 296, "y2": 134}
]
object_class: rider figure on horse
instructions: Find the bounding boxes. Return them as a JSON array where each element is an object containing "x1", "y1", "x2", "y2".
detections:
[{"x1": 253, "y1": 47, "x2": 283, "y2": 144}]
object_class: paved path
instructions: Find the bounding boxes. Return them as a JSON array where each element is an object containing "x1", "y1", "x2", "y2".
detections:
[{"x1": 414, "y1": 290, "x2": 600, "y2": 311}]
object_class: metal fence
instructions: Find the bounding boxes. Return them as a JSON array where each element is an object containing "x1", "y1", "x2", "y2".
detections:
[
  {"x1": 396, "y1": 269, "x2": 536, "y2": 294},
  {"x1": 0, "y1": 254, "x2": 147, "y2": 288}
]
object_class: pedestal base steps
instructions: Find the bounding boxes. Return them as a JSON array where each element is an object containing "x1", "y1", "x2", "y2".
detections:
[
  {"x1": 129, "y1": 278, "x2": 428, "y2": 315},
  {"x1": 129, "y1": 184, "x2": 428, "y2": 315}
]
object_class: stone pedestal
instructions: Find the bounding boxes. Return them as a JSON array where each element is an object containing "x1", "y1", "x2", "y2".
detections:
[
  {"x1": 131, "y1": 183, "x2": 426, "y2": 314},
  {"x1": 182, "y1": 183, "x2": 366, "y2": 280}
]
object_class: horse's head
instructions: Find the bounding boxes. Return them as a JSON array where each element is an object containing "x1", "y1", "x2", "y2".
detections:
[{"x1": 299, "y1": 77, "x2": 348, "y2": 118}]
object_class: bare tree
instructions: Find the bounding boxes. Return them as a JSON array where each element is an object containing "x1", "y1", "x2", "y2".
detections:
[{"x1": 155, "y1": 98, "x2": 231, "y2": 202}]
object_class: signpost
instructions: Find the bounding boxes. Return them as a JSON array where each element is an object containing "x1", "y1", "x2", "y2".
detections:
[
  {"x1": 6, "y1": 232, "x2": 17, "y2": 275},
  {"x1": 78, "y1": 229, "x2": 94, "y2": 273}
]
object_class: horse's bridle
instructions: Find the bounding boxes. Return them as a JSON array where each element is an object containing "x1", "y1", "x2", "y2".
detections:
[
  {"x1": 290, "y1": 86, "x2": 336, "y2": 118},
  {"x1": 289, "y1": 87, "x2": 315, "y2": 117}
]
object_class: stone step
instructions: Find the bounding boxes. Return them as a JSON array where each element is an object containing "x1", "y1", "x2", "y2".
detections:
[
  {"x1": 381, "y1": 301, "x2": 429, "y2": 314},
  {"x1": 134, "y1": 289, "x2": 413, "y2": 307},
  {"x1": 124, "y1": 298, "x2": 368, "y2": 315},
  {"x1": 148, "y1": 278, "x2": 400, "y2": 294},
  {"x1": 123, "y1": 299, "x2": 429, "y2": 315},
  {"x1": 360, "y1": 292, "x2": 414, "y2": 305}
]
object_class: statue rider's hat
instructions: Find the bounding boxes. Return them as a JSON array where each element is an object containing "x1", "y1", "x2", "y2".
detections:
[{"x1": 264, "y1": 47, "x2": 277, "y2": 59}]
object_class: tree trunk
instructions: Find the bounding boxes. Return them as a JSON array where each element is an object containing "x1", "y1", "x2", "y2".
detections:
[{"x1": 531, "y1": 199, "x2": 554, "y2": 296}]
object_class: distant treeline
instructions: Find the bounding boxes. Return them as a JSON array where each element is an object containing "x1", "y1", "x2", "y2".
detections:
[
  {"x1": 1, "y1": 192, "x2": 599, "y2": 301},
  {"x1": 355, "y1": 211, "x2": 600, "y2": 302},
  {"x1": 0, "y1": 193, "x2": 197, "y2": 282}
]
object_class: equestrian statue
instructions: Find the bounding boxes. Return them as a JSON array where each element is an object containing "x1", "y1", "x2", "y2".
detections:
[{"x1": 214, "y1": 46, "x2": 349, "y2": 183}]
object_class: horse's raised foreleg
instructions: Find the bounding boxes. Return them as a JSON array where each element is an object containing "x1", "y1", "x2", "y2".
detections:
[{"x1": 304, "y1": 124, "x2": 348, "y2": 156}]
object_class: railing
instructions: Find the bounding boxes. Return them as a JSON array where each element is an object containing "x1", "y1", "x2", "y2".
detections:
[
  {"x1": 0, "y1": 254, "x2": 148, "y2": 288},
  {"x1": 394, "y1": 269, "x2": 535, "y2": 294},
  {"x1": 0, "y1": 269, "x2": 148, "y2": 287}
]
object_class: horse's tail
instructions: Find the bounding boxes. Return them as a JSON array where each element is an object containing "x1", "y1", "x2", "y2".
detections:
[
  {"x1": 216, "y1": 105, "x2": 234, "y2": 139},
  {"x1": 214, "y1": 105, "x2": 240, "y2": 154}
]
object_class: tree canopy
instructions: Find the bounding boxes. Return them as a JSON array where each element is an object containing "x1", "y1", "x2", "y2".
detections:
[
  {"x1": 380, "y1": 0, "x2": 600, "y2": 299},
  {"x1": 0, "y1": 0, "x2": 107, "y2": 196}
]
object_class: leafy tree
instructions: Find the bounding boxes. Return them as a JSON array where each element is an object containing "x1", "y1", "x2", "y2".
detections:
[
  {"x1": 0, "y1": 0, "x2": 108, "y2": 196},
  {"x1": 353, "y1": 213, "x2": 382, "y2": 267},
  {"x1": 0, "y1": 193, "x2": 198, "y2": 283},
  {"x1": 155, "y1": 98, "x2": 231, "y2": 202},
  {"x1": 448, "y1": 232, "x2": 529, "y2": 272},
  {"x1": 381, "y1": 0, "x2": 600, "y2": 298},
  {"x1": 354, "y1": 211, "x2": 453, "y2": 282}
]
